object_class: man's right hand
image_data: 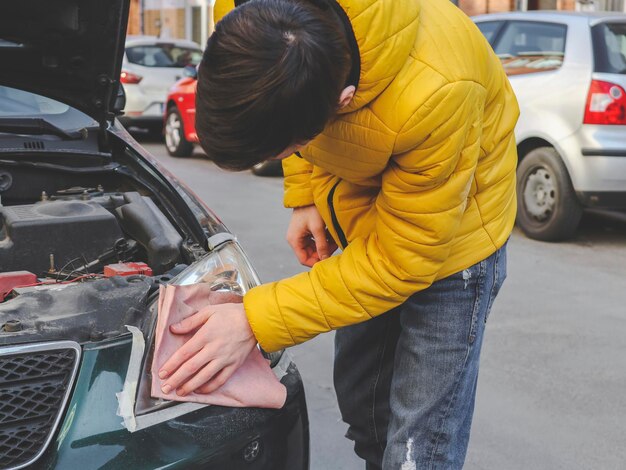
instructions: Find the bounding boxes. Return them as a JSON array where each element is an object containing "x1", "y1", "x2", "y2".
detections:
[{"x1": 286, "y1": 205, "x2": 338, "y2": 267}]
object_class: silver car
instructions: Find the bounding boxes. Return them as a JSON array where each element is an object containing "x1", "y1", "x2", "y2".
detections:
[
  {"x1": 120, "y1": 36, "x2": 202, "y2": 134},
  {"x1": 474, "y1": 12, "x2": 626, "y2": 241}
]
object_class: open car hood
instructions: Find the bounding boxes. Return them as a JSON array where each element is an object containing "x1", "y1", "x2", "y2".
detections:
[{"x1": 0, "y1": 0, "x2": 130, "y2": 126}]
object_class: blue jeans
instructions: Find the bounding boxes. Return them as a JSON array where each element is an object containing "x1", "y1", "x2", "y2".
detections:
[{"x1": 333, "y1": 245, "x2": 507, "y2": 469}]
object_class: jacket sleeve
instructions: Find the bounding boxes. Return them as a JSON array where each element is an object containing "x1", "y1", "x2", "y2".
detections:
[
  {"x1": 244, "y1": 81, "x2": 486, "y2": 352},
  {"x1": 282, "y1": 154, "x2": 315, "y2": 208}
]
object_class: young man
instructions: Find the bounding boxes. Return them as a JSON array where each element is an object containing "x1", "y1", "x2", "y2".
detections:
[{"x1": 159, "y1": 0, "x2": 518, "y2": 467}]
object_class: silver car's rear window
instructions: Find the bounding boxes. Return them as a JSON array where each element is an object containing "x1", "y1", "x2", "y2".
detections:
[
  {"x1": 494, "y1": 21, "x2": 567, "y2": 57},
  {"x1": 492, "y1": 21, "x2": 567, "y2": 76},
  {"x1": 592, "y1": 23, "x2": 626, "y2": 74},
  {"x1": 126, "y1": 44, "x2": 202, "y2": 68}
]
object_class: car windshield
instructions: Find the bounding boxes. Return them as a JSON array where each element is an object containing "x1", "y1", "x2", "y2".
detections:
[
  {"x1": 593, "y1": 23, "x2": 626, "y2": 74},
  {"x1": 0, "y1": 86, "x2": 97, "y2": 130},
  {"x1": 126, "y1": 44, "x2": 202, "y2": 68}
]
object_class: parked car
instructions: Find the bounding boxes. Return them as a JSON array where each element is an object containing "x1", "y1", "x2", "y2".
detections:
[
  {"x1": 119, "y1": 36, "x2": 203, "y2": 135},
  {"x1": 164, "y1": 69, "x2": 284, "y2": 176},
  {"x1": 0, "y1": 1, "x2": 308, "y2": 469},
  {"x1": 474, "y1": 12, "x2": 626, "y2": 241}
]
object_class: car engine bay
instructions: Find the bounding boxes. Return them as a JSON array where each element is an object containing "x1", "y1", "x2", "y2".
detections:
[
  {"x1": 0, "y1": 155, "x2": 213, "y2": 343},
  {"x1": 0, "y1": 189, "x2": 183, "y2": 277}
]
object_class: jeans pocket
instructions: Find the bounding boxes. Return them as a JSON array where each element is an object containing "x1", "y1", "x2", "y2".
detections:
[
  {"x1": 467, "y1": 259, "x2": 487, "y2": 344},
  {"x1": 484, "y1": 244, "x2": 508, "y2": 324},
  {"x1": 440, "y1": 258, "x2": 488, "y2": 344}
]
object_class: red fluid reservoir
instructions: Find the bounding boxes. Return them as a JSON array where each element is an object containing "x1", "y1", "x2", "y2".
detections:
[
  {"x1": 0, "y1": 271, "x2": 37, "y2": 298},
  {"x1": 104, "y1": 262, "x2": 153, "y2": 277}
]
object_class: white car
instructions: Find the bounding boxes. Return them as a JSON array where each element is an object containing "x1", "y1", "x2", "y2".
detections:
[
  {"x1": 474, "y1": 12, "x2": 626, "y2": 241},
  {"x1": 120, "y1": 36, "x2": 202, "y2": 134}
]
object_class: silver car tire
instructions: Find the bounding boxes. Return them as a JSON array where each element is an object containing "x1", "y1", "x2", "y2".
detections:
[
  {"x1": 516, "y1": 146, "x2": 583, "y2": 241},
  {"x1": 164, "y1": 107, "x2": 194, "y2": 158}
]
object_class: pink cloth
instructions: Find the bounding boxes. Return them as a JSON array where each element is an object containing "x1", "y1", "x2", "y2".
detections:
[{"x1": 150, "y1": 283, "x2": 286, "y2": 409}]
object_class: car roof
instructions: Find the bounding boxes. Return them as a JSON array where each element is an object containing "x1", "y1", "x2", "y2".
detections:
[
  {"x1": 125, "y1": 35, "x2": 202, "y2": 49},
  {"x1": 473, "y1": 10, "x2": 626, "y2": 26}
]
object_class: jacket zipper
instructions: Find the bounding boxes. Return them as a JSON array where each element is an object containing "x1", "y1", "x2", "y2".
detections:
[{"x1": 327, "y1": 180, "x2": 348, "y2": 249}]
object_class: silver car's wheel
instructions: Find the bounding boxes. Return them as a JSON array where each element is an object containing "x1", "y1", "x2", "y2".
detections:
[
  {"x1": 523, "y1": 167, "x2": 556, "y2": 222},
  {"x1": 164, "y1": 107, "x2": 193, "y2": 157},
  {"x1": 516, "y1": 147, "x2": 582, "y2": 241}
]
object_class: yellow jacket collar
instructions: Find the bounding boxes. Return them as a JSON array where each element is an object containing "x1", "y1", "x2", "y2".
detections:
[{"x1": 335, "y1": 0, "x2": 421, "y2": 113}]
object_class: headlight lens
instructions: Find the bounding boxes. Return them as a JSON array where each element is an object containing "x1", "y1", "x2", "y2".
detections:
[
  {"x1": 134, "y1": 240, "x2": 283, "y2": 416},
  {"x1": 172, "y1": 241, "x2": 261, "y2": 291}
]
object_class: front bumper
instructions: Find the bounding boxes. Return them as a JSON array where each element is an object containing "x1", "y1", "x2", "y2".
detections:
[{"x1": 37, "y1": 335, "x2": 309, "y2": 470}]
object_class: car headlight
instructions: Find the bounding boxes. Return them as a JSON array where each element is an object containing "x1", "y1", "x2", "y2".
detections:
[
  {"x1": 134, "y1": 238, "x2": 283, "y2": 416},
  {"x1": 171, "y1": 240, "x2": 260, "y2": 291}
]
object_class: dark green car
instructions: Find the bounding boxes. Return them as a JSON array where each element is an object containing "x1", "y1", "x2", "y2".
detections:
[{"x1": 0, "y1": 1, "x2": 309, "y2": 469}]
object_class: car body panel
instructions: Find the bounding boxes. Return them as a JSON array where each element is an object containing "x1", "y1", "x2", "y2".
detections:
[
  {"x1": 560, "y1": 124, "x2": 626, "y2": 192},
  {"x1": 167, "y1": 77, "x2": 199, "y2": 143},
  {"x1": 0, "y1": 0, "x2": 129, "y2": 125},
  {"x1": 162, "y1": 77, "x2": 198, "y2": 143},
  {"x1": 37, "y1": 336, "x2": 309, "y2": 469}
]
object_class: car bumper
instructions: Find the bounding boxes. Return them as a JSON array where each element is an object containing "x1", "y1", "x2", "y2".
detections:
[
  {"x1": 37, "y1": 335, "x2": 309, "y2": 470},
  {"x1": 576, "y1": 191, "x2": 626, "y2": 209},
  {"x1": 122, "y1": 83, "x2": 166, "y2": 122},
  {"x1": 558, "y1": 124, "x2": 626, "y2": 199}
]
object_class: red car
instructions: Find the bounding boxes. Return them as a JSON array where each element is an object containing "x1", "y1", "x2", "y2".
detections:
[
  {"x1": 164, "y1": 66, "x2": 198, "y2": 158},
  {"x1": 164, "y1": 67, "x2": 282, "y2": 176}
]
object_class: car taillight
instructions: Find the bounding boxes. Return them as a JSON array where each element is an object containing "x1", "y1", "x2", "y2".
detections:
[
  {"x1": 120, "y1": 70, "x2": 143, "y2": 84},
  {"x1": 584, "y1": 79, "x2": 626, "y2": 125}
]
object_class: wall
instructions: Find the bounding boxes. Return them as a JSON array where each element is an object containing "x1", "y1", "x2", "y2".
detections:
[
  {"x1": 459, "y1": 0, "x2": 516, "y2": 16},
  {"x1": 143, "y1": 9, "x2": 187, "y2": 38}
]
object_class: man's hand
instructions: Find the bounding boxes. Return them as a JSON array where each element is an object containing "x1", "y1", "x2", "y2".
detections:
[
  {"x1": 158, "y1": 302, "x2": 256, "y2": 396},
  {"x1": 286, "y1": 205, "x2": 338, "y2": 267}
]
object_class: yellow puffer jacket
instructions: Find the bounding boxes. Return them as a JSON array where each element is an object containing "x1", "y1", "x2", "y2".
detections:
[
  {"x1": 233, "y1": 0, "x2": 519, "y2": 352},
  {"x1": 213, "y1": 0, "x2": 234, "y2": 23}
]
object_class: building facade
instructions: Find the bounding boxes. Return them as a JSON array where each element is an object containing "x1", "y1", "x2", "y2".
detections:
[
  {"x1": 127, "y1": 0, "x2": 626, "y2": 44},
  {"x1": 127, "y1": 0, "x2": 215, "y2": 46},
  {"x1": 461, "y1": 0, "x2": 624, "y2": 15}
]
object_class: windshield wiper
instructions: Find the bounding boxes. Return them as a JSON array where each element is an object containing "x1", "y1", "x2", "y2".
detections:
[{"x1": 0, "y1": 118, "x2": 88, "y2": 140}]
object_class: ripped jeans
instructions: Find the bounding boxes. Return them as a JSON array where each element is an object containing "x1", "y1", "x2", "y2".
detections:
[{"x1": 334, "y1": 244, "x2": 507, "y2": 469}]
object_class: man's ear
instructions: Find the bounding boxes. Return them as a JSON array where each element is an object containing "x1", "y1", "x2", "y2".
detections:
[{"x1": 338, "y1": 85, "x2": 356, "y2": 109}]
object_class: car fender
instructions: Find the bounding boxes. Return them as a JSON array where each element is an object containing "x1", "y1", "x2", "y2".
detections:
[{"x1": 515, "y1": 129, "x2": 580, "y2": 188}]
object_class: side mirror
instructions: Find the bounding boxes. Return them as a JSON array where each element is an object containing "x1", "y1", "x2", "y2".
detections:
[{"x1": 182, "y1": 65, "x2": 198, "y2": 80}]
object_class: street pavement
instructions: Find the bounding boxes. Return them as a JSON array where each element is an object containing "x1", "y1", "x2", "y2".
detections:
[{"x1": 139, "y1": 137, "x2": 626, "y2": 470}]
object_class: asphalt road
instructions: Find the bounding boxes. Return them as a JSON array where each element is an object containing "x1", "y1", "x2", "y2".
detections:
[{"x1": 139, "y1": 137, "x2": 626, "y2": 470}]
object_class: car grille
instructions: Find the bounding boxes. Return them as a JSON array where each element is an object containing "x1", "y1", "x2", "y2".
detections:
[{"x1": 0, "y1": 342, "x2": 80, "y2": 470}]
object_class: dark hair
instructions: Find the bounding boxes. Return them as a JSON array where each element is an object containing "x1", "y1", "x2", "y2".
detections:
[{"x1": 195, "y1": 0, "x2": 351, "y2": 170}]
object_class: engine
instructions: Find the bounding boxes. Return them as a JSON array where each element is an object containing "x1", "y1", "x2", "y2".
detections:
[{"x1": 0, "y1": 187, "x2": 184, "y2": 294}]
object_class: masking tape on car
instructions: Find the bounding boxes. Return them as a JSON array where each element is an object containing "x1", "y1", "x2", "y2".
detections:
[
  {"x1": 272, "y1": 350, "x2": 291, "y2": 381},
  {"x1": 116, "y1": 325, "x2": 293, "y2": 433},
  {"x1": 116, "y1": 325, "x2": 207, "y2": 433}
]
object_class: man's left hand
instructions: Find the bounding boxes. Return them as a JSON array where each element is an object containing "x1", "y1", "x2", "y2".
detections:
[{"x1": 158, "y1": 302, "x2": 257, "y2": 396}]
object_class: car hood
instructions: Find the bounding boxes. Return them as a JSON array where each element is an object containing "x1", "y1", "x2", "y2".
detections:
[{"x1": 0, "y1": 0, "x2": 130, "y2": 126}]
